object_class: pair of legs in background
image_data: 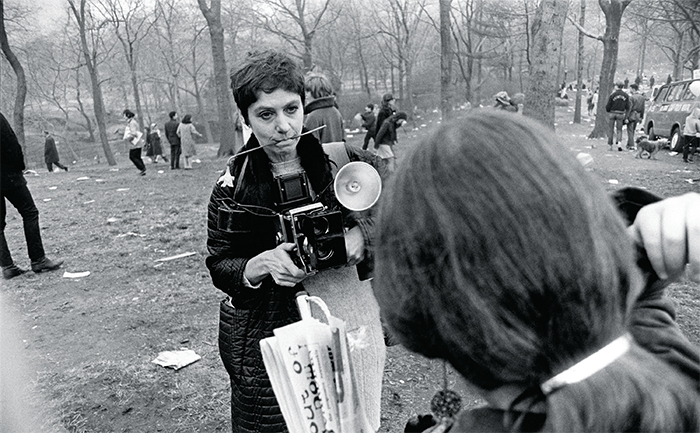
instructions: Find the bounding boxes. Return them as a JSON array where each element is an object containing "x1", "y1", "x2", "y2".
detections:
[
  {"x1": 608, "y1": 111, "x2": 625, "y2": 151},
  {"x1": 129, "y1": 147, "x2": 146, "y2": 175},
  {"x1": 170, "y1": 145, "x2": 181, "y2": 170},
  {"x1": 47, "y1": 162, "x2": 68, "y2": 172},
  {"x1": 682, "y1": 135, "x2": 699, "y2": 163},
  {"x1": 1, "y1": 176, "x2": 63, "y2": 279}
]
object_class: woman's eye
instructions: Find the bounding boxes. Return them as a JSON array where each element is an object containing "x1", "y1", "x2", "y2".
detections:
[
  {"x1": 285, "y1": 105, "x2": 299, "y2": 114},
  {"x1": 259, "y1": 111, "x2": 273, "y2": 121}
]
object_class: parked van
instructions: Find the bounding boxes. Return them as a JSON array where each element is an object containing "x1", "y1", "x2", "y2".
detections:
[{"x1": 644, "y1": 78, "x2": 700, "y2": 149}]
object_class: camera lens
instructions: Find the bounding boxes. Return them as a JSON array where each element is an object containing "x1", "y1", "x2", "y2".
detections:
[
  {"x1": 312, "y1": 217, "x2": 330, "y2": 236},
  {"x1": 314, "y1": 244, "x2": 334, "y2": 261}
]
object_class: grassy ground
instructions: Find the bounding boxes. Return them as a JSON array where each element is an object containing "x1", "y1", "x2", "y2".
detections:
[{"x1": 2, "y1": 106, "x2": 698, "y2": 433}]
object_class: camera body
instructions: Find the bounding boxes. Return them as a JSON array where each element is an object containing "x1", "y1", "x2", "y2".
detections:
[
  {"x1": 278, "y1": 202, "x2": 347, "y2": 274},
  {"x1": 275, "y1": 171, "x2": 347, "y2": 273}
]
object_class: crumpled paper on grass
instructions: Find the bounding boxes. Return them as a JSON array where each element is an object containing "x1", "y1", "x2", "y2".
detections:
[{"x1": 152, "y1": 349, "x2": 201, "y2": 370}]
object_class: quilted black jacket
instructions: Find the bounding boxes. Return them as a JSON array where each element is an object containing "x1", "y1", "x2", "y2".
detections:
[{"x1": 206, "y1": 132, "x2": 385, "y2": 432}]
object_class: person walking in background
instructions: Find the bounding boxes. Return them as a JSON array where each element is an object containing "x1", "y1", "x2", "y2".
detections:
[
  {"x1": 122, "y1": 109, "x2": 146, "y2": 176},
  {"x1": 375, "y1": 93, "x2": 396, "y2": 141},
  {"x1": 303, "y1": 72, "x2": 345, "y2": 143},
  {"x1": 374, "y1": 111, "x2": 408, "y2": 174},
  {"x1": 1, "y1": 113, "x2": 63, "y2": 280},
  {"x1": 176, "y1": 114, "x2": 202, "y2": 170},
  {"x1": 605, "y1": 82, "x2": 630, "y2": 152},
  {"x1": 146, "y1": 123, "x2": 167, "y2": 164},
  {"x1": 43, "y1": 130, "x2": 68, "y2": 172},
  {"x1": 361, "y1": 103, "x2": 376, "y2": 150},
  {"x1": 164, "y1": 111, "x2": 181, "y2": 170},
  {"x1": 682, "y1": 107, "x2": 700, "y2": 163},
  {"x1": 626, "y1": 83, "x2": 645, "y2": 150}
]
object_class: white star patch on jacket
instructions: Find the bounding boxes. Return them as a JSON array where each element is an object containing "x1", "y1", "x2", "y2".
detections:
[{"x1": 217, "y1": 166, "x2": 235, "y2": 188}]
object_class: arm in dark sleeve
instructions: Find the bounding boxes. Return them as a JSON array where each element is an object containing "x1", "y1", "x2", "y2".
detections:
[
  {"x1": 374, "y1": 122, "x2": 391, "y2": 148},
  {"x1": 611, "y1": 187, "x2": 700, "y2": 384}
]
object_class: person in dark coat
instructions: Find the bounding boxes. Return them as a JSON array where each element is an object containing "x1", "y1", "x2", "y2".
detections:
[
  {"x1": 605, "y1": 82, "x2": 630, "y2": 151},
  {"x1": 145, "y1": 123, "x2": 168, "y2": 163},
  {"x1": 1, "y1": 113, "x2": 63, "y2": 279},
  {"x1": 43, "y1": 131, "x2": 68, "y2": 172},
  {"x1": 207, "y1": 50, "x2": 386, "y2": 432},
  {"x1": 164, "y1": 111, "x2": 181, "y2": 169},
  {"x1": 374, "y1": 111, "x2": 408, "y2": 174},
  {"x1": 303, "y1": 72, "x2": 345, "y2": 144},
  {"x1": 375, "y1": 93, "x2": 396, "y2": 140},
  {"x1": 361, "y1": 103, "x2": 376, "y2": 150}
]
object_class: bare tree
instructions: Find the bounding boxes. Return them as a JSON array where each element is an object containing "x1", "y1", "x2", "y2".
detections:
[
  {"x1": 197, "y1": 0, "x2": 238, "y2": 156},
  {"x1": 68, "y1": 0, "x2": 117, "y2": 165},
  {"x1": 180, "y1": 22, "x2": 214, "y2": 143},
  {"x1": 440, "y1": 0, "x2": 453, "y2": 119},
  {"x1": 524, "y1": 0, "x2": 568, "y2": 128},
  {"x1": 374, "y1": 0, "x2": 431, "y2": 110},
  {"x1": 152, "y1": 0, "x2": 186, "y2": 112},
  {"x1": 251, "y1": 0, "x2": 340, "y2": 70},
  {"x1": 570, "y1": 0, "x2": 633, "y2": 139},
  {"x1": 98, "y1": 0, "x2": 154, "y2": 131},
  {"x1": 573, "y1": 0, "x2": 586, "y2": 124},
  {"x1": 0, "y1": 0, "x2": 28, "y2": 146}
]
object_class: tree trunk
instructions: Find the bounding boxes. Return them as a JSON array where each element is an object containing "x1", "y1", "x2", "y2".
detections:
[
  {"x1": 574, "y1": 0, "x2": 586, "y2": 124},
  {"x1": 69, "y1": 0, "x2": 117, "y2": 165},
  {"x1": 524, "y1": 0, "x2": 568, "y2": 129},
  {"x1": 197, "y1": 0, "x2": 239, "y2": 156},
  {"x1": 589, "y1": 0, "x2": 630, "y2": 139},
  {"x1": 440, "y1": 0, "x2": 453, "y2": 120},
  {"x1": 0, "y1": 0, "x2": 27, "y2": 147}
]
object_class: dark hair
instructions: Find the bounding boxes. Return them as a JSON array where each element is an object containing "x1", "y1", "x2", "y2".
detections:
[
  {"x1": 381, "y1": 93, "x2": 394, "y2": 108},
  {"x1": 394, "y1": 112, "x2": 408, "y2": 122},
  {"x1": 123, "y1": 109, "x2": 135, "y2": 118},
  {"x1": 304, "y1": 73, "x2": 334, "y2": 99},
  {"x1": 169, "y1": 111, "x2": 177, "y2": 119},
  {"x1": 616, "y1": 82, "x2": 624, "y2": 89},
  {"x1": 630, "y1": 83, "x2": 639, "y2": 90},
  {"x1": 181, "y1": 114, "x2": 192, "y2": 124},
  {"x1": 374, "y1": 111, "x2": 700, "y2": 431},
  {"x1": 230, "y1": 50, "x2": 305, "y2": 125},
  {"x1": 366, "y1": 103, "x2": 374, "y2": 110}
]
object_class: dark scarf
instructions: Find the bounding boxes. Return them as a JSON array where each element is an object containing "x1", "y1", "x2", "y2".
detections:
[{"x1": 231, "y1": 132, "x2": 334, "y2": 211}]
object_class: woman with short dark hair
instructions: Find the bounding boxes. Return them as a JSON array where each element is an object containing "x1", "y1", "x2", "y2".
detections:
[{"x1": 207, "y1": 50, "x2": 386, "y2": 432}]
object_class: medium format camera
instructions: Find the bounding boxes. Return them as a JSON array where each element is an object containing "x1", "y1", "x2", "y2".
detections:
[
  {"x1": 273, "y1": 171, "x2": 348, "y2": 274},
  {"x1": 277, "y1": 202, "x2": 347, "y2": 274}
]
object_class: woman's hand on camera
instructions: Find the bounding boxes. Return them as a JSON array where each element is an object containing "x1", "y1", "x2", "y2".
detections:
[
  {"x1": 628, "y1": 192, "x2": 700, "y2": 282},
  {"x1": 245, "y1": 243, "x2": 308, "y2": 287},
  {"x1": 344, "y1": 226, "x2": 366, "y2": 267}
]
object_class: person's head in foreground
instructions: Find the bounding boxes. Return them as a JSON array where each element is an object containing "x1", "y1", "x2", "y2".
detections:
[{"x1": 374, "y1": 110, "x2": 700, "y2": 432}]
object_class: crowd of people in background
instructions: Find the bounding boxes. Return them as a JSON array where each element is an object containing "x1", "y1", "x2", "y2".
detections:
[{"x1": 121, "y1": 109, "x2": 203, "y2": 175}]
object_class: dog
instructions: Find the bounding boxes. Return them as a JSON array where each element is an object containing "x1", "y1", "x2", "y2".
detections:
[{"x1": 635, "y1": 135, "x2": 668, "y2": 160}]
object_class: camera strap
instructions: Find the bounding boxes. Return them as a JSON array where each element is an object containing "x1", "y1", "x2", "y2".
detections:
[{"x1": 322, "y1": 142, "x2": 350, "y2": 177}]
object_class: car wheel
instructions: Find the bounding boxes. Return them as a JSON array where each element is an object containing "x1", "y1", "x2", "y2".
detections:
[
  {"x1": 647, "y1": 125, "x2": 656, "y2": 140},
  {"x1": 670, "y1": 128, "x2": 682, "y2": 151}
]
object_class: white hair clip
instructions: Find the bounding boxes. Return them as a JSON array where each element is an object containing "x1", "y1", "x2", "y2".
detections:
[{"x1": 540, "y1": 333, "x2": 631, "y2": 395}]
